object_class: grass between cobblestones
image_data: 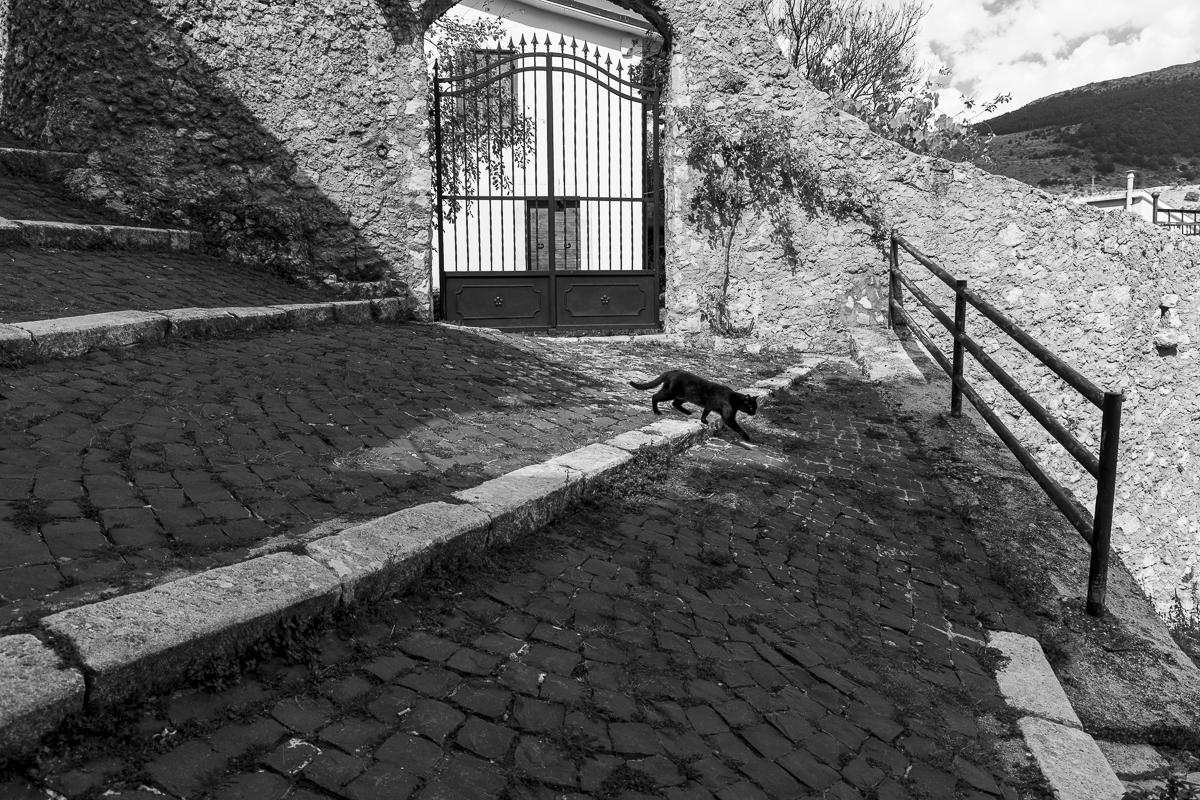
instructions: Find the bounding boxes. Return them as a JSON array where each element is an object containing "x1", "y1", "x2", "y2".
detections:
[{"x1": 2, "y1": 363, "x2": 1057, "y2": 800}]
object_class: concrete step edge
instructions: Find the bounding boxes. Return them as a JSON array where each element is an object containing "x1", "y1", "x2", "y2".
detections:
[
  {"x1": 988, "y1": 630, "x2": 1125, "y2": 799},
  {"x1": 0, "y1": 359, "x2": 822, "y2": 761},
  {"x1": 0, "y1": 146, "x2": 88, "y2": 178},
  {"x1": 0, "y1": 299, "x2": 409, "y2": 366},
  {"x1": 3, "y1": 219, "x2": 205, "y2": 253}
]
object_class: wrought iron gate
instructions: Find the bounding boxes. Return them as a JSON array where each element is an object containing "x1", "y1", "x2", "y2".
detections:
[{"x1": 433, "y1": 36, "x2": 663, "y2": 330}]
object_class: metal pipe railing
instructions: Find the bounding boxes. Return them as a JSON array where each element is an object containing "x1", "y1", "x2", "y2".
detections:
[{"x1": 888, "y1": 230, "x2": 1124, "y2": 616}]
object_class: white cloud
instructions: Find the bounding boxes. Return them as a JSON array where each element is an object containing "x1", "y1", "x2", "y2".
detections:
[{"x1": 913, "y1": 0, "x2": 1200, "y2": 119}]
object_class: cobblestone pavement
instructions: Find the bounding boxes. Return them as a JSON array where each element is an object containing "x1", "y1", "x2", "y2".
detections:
[
  {"x1": 3, "y1": 362, "x2": 1044, "y2": 800},
  {"x1": 0, "y1": 325, "x2": 789, "y2": 632},
  {"x1": 0, "y1": 246, "x2": 330, "y2": 324}
]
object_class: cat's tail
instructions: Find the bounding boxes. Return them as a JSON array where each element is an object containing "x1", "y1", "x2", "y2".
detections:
[{"x1": 629, "y1": 373, "x2": 666, "y2": 390}]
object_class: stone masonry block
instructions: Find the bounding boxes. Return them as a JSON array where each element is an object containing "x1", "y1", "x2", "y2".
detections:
[
  {"x1": 270, "y1": 303, "x2": 336, "y2": 328},
  {"x1": 371, "y1": 296, "x2": 404, "y2": 322},
  {"x1": 1095, "y1": 740, "x2": 1169, "y2": 780},
  {"x1": 0, "y1": 146, "x2": 86, "y2": 178},
  {"x1": 1018, "y1": 717, "x2": 1123, "y2": 800},
  {"x1": 17, "y1": 311, "x2": 169, "y2": 359},
  {"x1": 15, "y1": 221, "x2": 108, "y2": 250},
  {"x1": 331, "y1": 300, "x2": 374, "y2": 324},
  {"x1": 95, "y1": 224, "x2": 201, "y2": 252},
  {"x1": 41, "y1": 553, "x2": 341, "y2": 706},
  {"x1": 453, "y1": 463, "x2": 583, "y2": 544},
  {"x1": 0, "y1": 324, "x2": 35, "y2": 363},
  {"x1": 989, "y1": 631, "x2": 1082, "y2": 728},
  {"x1": 638, "y1": 419, "x2": 709, "y2": 453},
  {"x1": 0, "y1": 634, "x2": 85, "y2": 759},
  {"x1": 228, "y1": 306, "x2": 289, "y2": 332},
  {"x1": 545, "y1": 444, "x2": 635, "y2": 489},
  {"x1": 0, "y1": 220, "x2": 23, "y2": 247},
  {"x1": 606, "y1": 429, "x2": 669, "y2": 453},
  {"x1": 305, "y1": 502, "x2": 491, "y2": 604},
  {"x1": 160, "y1": 308, "x2": 243, "y2": 339}
]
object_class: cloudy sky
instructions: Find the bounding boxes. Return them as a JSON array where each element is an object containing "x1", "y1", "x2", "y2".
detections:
[{"x1": 914, "y1": 0, "x2": 1200, "y2": 120}]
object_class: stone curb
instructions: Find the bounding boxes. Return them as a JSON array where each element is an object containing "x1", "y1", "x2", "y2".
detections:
[
  {"x1": 989, "y1": 625, "x2": 1125, "y2": 799},
  {"x1": 844, "y1": 325, "x2": 1127, "y2": 797},
  {"x1": 0, "y1": 298, "x2": 406, "y2": 366},
  {"x1": 0, "y1": 360, "x2": 821, "y2": 760},
  {"x1": 2, "y1": 219, "x2": 205, "y2": 253}
]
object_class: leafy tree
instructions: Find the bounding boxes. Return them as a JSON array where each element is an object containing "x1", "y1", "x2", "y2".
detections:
[
  {"x1": 762, "y1": 0, "x2": 1009, "y2": 160},
  {"x1": 426, "y1": 14, "x2": 536, "y2": 222},
  {"x1": 675, "y1": 106, "x2": 822, "y2": 335}
]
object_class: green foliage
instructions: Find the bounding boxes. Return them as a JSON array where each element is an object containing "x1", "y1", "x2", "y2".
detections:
[
  {"x1": 1123, "y1": 775, "x2": 1200, "y2": 800},
  {"x1": 674, "y1": 105, "x2": 822, "y2": 335},
  {"x1": 426, "y1": 15, "x2": 536, "y2": 223},
  {"x1": 838, "y1": 72, "x2": 1010, "y2": 160},
  {"x1": 763, "y1": 0, "x2": 1009, "y2": 160}
]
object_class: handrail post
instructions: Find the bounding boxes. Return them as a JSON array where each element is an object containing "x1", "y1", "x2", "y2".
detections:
[
  {"x1": 888, "y1": 230, "x2": 901, "y2": 329},
  {"x1": 951, "y1": 279, "x2": 967, "y2": 417},
  {"x1": 1087, "y1": 390, "x2": 1124, "y2": 616}
]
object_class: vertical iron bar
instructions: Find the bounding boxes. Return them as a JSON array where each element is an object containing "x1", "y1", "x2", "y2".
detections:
[
  {"x1": 583, "y1": 52, "x2": 591, "y2": 270},
  {"x1": 486, "y1": 51, "x2": 495, "y2": 273},
  {"x1": 951, "y1": 279, "x2": 967, "y2": 417},
  {"x1": 474, "y1": 51, "x2": 481, "y2": 275},
  {"x1": 618, "y1": 68, "x2": 624, "y2": 271},
  {"x1": 651, "y1": 86, "x2": 662, "y2": 326},
  {"x1": 546, "y1": 45, "x2": 557, "y2": 327},
  {"x1": 888, "y1": 231, "x2": 900, "y2": 329},
  {"x1": 606, "y1": 61, "x2": 612, "y2": 271},
  {"x1": 1087, "y1": 391, "x2": 1124, "y2": 616},
  {"x1": 641, "y1": 93, "x2": 648, "y2": 272},
  {"x1": 432, "y1": 61, "x2": 448, "y2": 320}
]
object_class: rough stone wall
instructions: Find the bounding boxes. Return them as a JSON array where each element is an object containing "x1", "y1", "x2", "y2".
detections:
[{"x1": 1, "y1": 0, "x2": 432, "y2": 303}]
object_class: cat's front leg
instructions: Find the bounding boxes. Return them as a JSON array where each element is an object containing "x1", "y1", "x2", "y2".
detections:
[{"x1": 723, "y1": 412, "x2": 752, "y2": 442}]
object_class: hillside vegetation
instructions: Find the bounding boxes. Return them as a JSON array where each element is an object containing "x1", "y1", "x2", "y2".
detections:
[{"x1": 975, "y1": 60, "x2": 1200, "y2": 194}]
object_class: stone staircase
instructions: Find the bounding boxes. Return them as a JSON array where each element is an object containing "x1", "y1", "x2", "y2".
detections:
[{"x1": 0, "y1": 129, "x2": 203, "y2": 253}]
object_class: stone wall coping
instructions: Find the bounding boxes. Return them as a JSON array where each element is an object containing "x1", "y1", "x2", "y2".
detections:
[
  {"x1": 0, "y1": 298, "x2": 408, "y2": 366},
  {"x1": 1, "y1": 359, "x2": 820, "y2": 760}
]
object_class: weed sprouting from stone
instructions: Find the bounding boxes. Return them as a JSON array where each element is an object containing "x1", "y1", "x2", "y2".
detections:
[
  {"x1": 597, "y1": 763, "x2": 660, "y2": 799},
  {"x1": 7, "y1": 498, "x2": 52, "y2": 531}
]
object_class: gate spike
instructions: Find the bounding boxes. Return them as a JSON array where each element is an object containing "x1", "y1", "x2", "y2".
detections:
[
  {"x1": 616, "y1": 60, "x2": 624, "y2": 75},
  {"x1": 605, "y1": 53, "x2": 612, "y2": 67},
  {"x1": 507, "y1": 37, "x2": 514, "y2": 51},
  {"x1": 559, "y1": 34, "x2": 566, "y2": 51},
  {"x1": 570, "y1": 37, "x2": 578, "y2": 53},
  {"x1": 519, "y1": 34, "x2": 527, "y2": 50},
  {"x1": 582, "y1": 42, "x2": 590, "y2": 57}
]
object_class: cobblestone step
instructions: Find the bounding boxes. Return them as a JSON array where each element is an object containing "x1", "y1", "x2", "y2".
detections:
[
  {"x1": 0, "y1": 298, "x2": 405, "y2": 365},
  {"x1": 0, "y1": 218, "x2": 203, "y2": 253},
  {"x1": 0, "y1": 146, "x2": 87, "y2": 180},
  {"x1": 0, "y1": 327, "x2": 791, "y2": 635},
  {"x1": 0, "y1": 362, "x2": 817, "y2": 761},
  {"x1": 0, "y1": 246, "x2": 335, "y2": 325}
]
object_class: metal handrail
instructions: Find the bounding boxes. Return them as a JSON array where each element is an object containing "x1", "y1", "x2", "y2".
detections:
[
  {"x1": 888, "y1": 231, "x2": 1123, "y2": 616},
  {"x1": 1151, "y1": 193, "x2": 1200, "y2": 236}
]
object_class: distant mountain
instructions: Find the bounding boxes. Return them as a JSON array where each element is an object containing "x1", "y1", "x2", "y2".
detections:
[{"x1": 974, "y1": 60, "x2": 1200, "y2": 194}]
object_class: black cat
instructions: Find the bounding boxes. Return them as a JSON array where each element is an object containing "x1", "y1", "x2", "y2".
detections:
[{"x1": 629, "y1": 370, "x2": 759, "y2": 442}]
